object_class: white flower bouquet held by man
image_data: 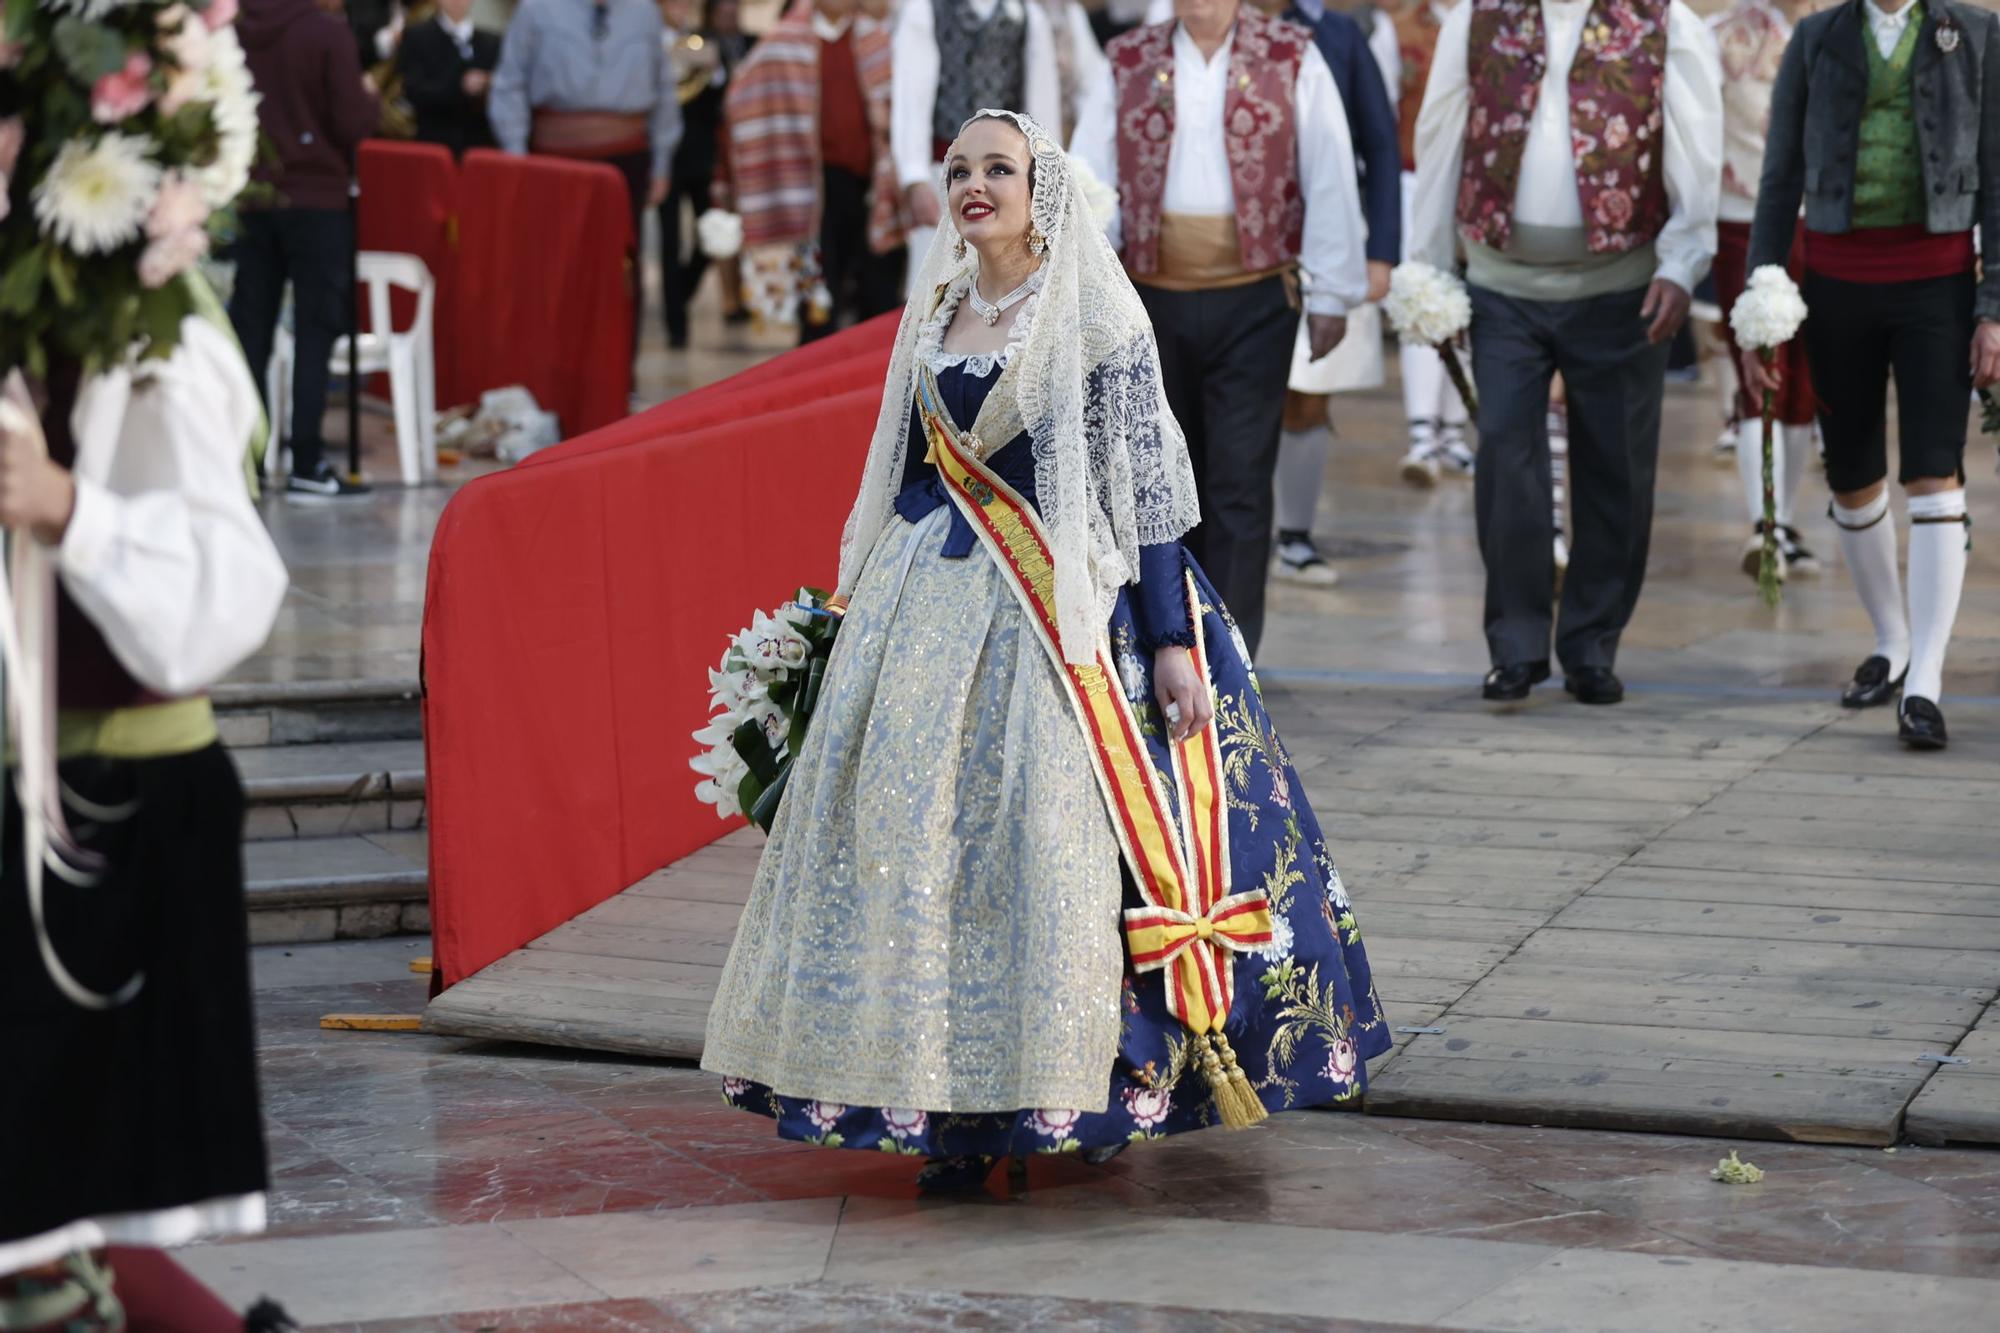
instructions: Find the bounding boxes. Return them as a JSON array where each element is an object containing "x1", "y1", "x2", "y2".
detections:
[
  {"x1": 1383, "y1": 261, "x2": 1477, "y2": 417},
  {"x1": 690, "y1": 588, "x2": 844, "y2": 831},
  {"x1": 1730, "y1": 265, "x2": 1809, "y2": 607},
  {"x1": 0, "y1": 0, "x2": 258, "y2": 376}
]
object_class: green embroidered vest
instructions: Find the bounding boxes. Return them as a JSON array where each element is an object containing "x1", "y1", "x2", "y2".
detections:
[{"x1": 1853, "y1": 3, "x2": 1926, "y2": 228}]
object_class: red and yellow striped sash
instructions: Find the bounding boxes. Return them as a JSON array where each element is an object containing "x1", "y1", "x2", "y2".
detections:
[{"x1": 915, "y1": 370, "x2": 1272, "y2": 1038}]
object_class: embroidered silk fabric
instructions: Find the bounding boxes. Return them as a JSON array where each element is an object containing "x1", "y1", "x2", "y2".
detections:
[
  {"x1": 834, "y1": 109, "x2": 1202, "y2": 667},
  {"x1": 701, "y1": 364, "x2": 1127, "y2": 1112}
]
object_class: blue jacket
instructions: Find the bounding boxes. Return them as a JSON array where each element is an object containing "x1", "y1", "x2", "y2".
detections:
[{"x1": 1287, "y1": 6, "x2": 1402, "y2": 266}]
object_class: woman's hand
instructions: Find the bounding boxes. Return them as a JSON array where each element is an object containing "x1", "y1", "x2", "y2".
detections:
[
  {"x1": 0, "y1": 391, "x2": 74, "y2": 547},
  {"x1": 1154, "y1": 645, "x2": 1213, "y2": 744}
]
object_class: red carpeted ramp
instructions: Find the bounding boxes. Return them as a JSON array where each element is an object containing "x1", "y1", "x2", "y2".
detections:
[{"x1": 420, "y1": 316, "x2": 896, "y2": 1047}]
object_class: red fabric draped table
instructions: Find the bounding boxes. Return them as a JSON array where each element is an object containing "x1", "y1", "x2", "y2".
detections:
[
  {"x1": 355, "y1": 140, "x2": 460, "y2": 405},
  {"x1": 453, "y1": 149, "x2": 635, "y2": 437},
  {"x1": 423, "y1": 338, "x2": 894, "y2": 989}
]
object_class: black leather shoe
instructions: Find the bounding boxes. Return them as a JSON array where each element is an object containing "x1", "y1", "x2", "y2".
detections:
[
  {"x1": 1841, "y1": 655, "x2": 1906, "y2": 708},
  {"x1": 1564, "y1": 666, "x2": 1625, "y2": 705},
  {"x1": 1483, "y1": 661, "x2": 1550, "y2": 701},
  {"x1": 1898, "y1": 697, "x2": 1948, "y2": 750}
]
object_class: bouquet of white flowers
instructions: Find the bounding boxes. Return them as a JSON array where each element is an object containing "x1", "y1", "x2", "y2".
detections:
[
  {"x1": 1729, "y1": 265, "x2": 1809, "y2": 607},
  {"x1": 1067, "y1": 151, "x2": 1116, "y2": 233},
  {"x1": 0, "y1": 0, "x2": 260, "y2": 376},
  {"x1": 1383, "y1": 261, "x2": 1477, "y2": 417},
  {"x1": 690, "y1": 588, "x2": 844, "y2": 832},
  {"x1": 696, "y1": 206, "x2": 742, "y2": 260}
]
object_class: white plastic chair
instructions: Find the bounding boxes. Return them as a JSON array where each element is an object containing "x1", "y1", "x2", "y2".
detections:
[{"x1": 267, "y1": 251, "x2": 437, "y2": 485}]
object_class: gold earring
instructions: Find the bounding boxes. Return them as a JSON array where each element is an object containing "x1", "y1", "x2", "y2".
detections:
[
  {"x1": 954, "y1": 234, "x2": 967, "y2": 260},
  {"x1": 1028, "y1": 227, "x2": 1046, "y2": 256}
]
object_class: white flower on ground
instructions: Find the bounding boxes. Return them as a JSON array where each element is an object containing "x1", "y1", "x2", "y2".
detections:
[
  {"x1": 880, "y1": 1107, "x2": 928, "y2": 1140},
  {"x1": 1122, "y1": 1087, "x2": 1171, "y2": 1130},
  {"x1": 1068, "y1": 152, "x2": 1117, "y2": 232},
  {"x1": 1253, "y1": 913, "x2": 1295, "y2": 962},
  {"x1": 1325, "y1": 1036, "x2": 1358, "y2": 1084},
  {"x1": 1028, "y1": 1108, "x2": 1082, "y2": 1140},
  {"x1": 1730, "y1": 265, "x2": 1808, "y2": 351},
  {"x1": 33, "y1": 133, "x2": 162, "y2": 256},
  {"x1": 696, "y1": 208, "x2": 743, "y2": 259},
  {"x1": 1383, "y1": 262, "x2": 1473, "y2": 348},
  {"x1": 804, "y1": 1101, "x2": 846, "y2": 1132}
]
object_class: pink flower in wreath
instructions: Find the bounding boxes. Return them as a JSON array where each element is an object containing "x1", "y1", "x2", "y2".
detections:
[
  {"x1": 1602, "y1": 115, "x2": 1631, "y2": 151},
  {"x1": 1594, "y1": 190, "x2": 1635, "y2": 230},
  {"x1": 881, "y1": 1107, "x2": 928, "y2": 1140},
  {"x1": 1123, "y1": 1087, "x2": 1172, "y2": 1130},
  {"x1": 1028, "y1": 1108, "x2": 1082, "y2": 1141},
  {"x1": 92, "y1": 53, "x2": 156, "y2": 125},
  {"x1": 1326, "y1": 1036, "x2": 1358, "y2": 1084},
  {"x1": 805, "y1": 1100, "x2": 847, "y2": 1132},
  {"x1": 202, "y1": 0, "x2": 240, "y2": 29}
]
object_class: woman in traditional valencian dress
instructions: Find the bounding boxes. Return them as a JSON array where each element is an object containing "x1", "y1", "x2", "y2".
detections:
[{"x1": 701, "y1": 109, "x2": 1389, "y2": 1191}]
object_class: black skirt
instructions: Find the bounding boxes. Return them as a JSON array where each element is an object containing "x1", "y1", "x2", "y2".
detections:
[{"x1": 0, "y1": 743, "x2": 268, "y2": 1250}]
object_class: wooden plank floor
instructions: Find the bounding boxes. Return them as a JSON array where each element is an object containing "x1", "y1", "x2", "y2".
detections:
[{"x1": 424, "y1": 682, "x2": 2000, "y2": 1147}]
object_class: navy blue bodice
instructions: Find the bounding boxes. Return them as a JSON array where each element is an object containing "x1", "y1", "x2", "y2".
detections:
[{"x1": 893, "y1": 359, "x2": 1193, "y2": 649}]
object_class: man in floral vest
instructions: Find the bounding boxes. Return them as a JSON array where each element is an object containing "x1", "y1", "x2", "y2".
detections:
[
  {"x1": 1071, "y1": 0, "x2": 1369, "y2": 655},
  {"x1": 1745, "y1": 0, "x2": 2000, "y2": 749},
  {"x1": 1409, "y1": 0, "x2": 1723, "y2": 704}
]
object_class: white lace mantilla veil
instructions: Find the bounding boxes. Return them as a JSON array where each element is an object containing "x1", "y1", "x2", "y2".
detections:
[{"x1": 833, "y1": 109, "x2": 1202, "y2": 666}]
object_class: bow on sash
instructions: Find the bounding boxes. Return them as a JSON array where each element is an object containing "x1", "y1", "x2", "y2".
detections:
[{"x1": 915, "y1": 367, "x2": 1272, "y2": 1127}]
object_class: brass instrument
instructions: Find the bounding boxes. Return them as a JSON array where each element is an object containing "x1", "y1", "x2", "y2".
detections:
[{"x1": 674, "y1": 31, "x2": 722, "y2": 105}]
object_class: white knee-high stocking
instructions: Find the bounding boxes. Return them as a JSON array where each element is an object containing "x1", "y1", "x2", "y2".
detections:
[
  {"x1": 1832, "y1": 491, "x2": 1910, "y2": 679},
  {"x1": 1905, "y1": 489, "x2": 1969, "y2": 704},
  {"x1": 1275, "y1": 426, "x2": 1330, "y2": 535}
]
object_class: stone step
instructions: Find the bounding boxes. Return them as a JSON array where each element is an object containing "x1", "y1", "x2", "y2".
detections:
[
  {"x1": 244, "y1": 831, "x2": 429, "y2": 945},
  {"x1": 214, "y1": 678, "x2": 422, "y2": 749},
  {"x1": 235, "y1": 739, "x2": 426, "y2": 841}
]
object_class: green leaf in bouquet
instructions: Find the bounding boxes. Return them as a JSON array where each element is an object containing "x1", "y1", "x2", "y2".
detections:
[
  {"x1": 735, "y1": 769, "x2": 764, "y2": 822},
  {"x1": 3, "y1": 0, "x2": 33, "y2": 44},
  {"x1": 767, "y1": 676, "x2": 799, "y2": 710},
  {"x1": 46, "y1": 248, "x2": 77, "y2": 308},
  {"x1": 0, "y1": 245, "x2": 47, "y2": 317},
  {"x1": 799, "y1": 655, "x2": 829, "y2": 721},
  {"x1": 748, "y1": 761, "x2": 792, "y2": 833},
  {"x1": 52, "y1": 17, "x2": 128, "y2": 82},
  {"x1": 136, "y1": 284, "x2": 192, "y2": 360},
  {"x1": 730, "y1": 718, "x2": 782, "y2": 784}
]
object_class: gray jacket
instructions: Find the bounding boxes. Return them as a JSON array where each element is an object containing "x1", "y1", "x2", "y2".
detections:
[{"x1": 1749, "y1": 0, "x2": 2000, "y2": 321}]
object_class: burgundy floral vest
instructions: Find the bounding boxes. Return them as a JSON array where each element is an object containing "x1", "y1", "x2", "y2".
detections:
[
  {"x1": 1458, "y1": 0, "x2": 1671, "y2": 255},
  {"x1": 1108, "y1": 12, "x2": 1312, "y2": 275}
]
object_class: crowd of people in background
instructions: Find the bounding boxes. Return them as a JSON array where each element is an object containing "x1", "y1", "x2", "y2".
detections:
[{"x1": 232, "y1": 0, "x2": 1993, "y2": 745}]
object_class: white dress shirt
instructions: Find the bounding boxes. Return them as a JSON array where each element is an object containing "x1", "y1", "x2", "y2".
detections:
[
  {"x1": 59, "y1": 319, "x2": 288, "y2": 697},
  {"x1": 1409, "y1": 0, "x2": 1722, "y2": 293},
  {"x1": 1863, "y1": 0, "x2": 1917, "y2": 57},
  {"x1": 891, "y1": 0, "x2": 1105, "y2": 189},
  {"x1": 1070, "y1": 23, "x2": 1369, "y2": 316}
]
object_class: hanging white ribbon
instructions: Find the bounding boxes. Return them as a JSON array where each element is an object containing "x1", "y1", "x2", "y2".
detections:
[{"x1": 0, "y1": 374, "x2": 138, "y2": 1011}]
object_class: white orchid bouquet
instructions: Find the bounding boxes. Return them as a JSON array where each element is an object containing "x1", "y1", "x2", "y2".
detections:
[
  {"x1": 1729, "y1": 265, "x2": 1809, "y2": 608},
  {"x1": 1383, "y1": 261, "x2": 1477, "y2": 418},
  {"x1": 0, "y1": 0, "x2": 259, "y2": 377},
  {"x1": 690, "y1": 587, "x2": 844, "y2": 832}
]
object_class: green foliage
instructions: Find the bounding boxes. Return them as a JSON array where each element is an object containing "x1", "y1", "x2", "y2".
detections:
[{"x1": 52, "y1": 17, "x2": 128, "y2": 83}]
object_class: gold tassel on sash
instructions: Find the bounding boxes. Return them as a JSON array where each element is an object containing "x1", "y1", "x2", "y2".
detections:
[{"x1": 1195, "y1": 1031, "x2": 1269, "y2": 1129}]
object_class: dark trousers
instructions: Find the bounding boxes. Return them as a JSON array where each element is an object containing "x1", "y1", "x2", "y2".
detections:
[
  {"x1": 1469, "y1": 283, "x2": 1671, "y2": 672},
  {"x1": 1802, "y1": 269, "x2": 1975, "y2": 492},
  {"x1": 658, "y1": 168, "x2": 713, "y2": 347},
  {"x1": 226, "y1": 207, "x2": 352, "y2": 478},
  {"x1": 1138, "y1": 276, "x2": 1295, "y2": 656},
  {"x1": 606, "y1": 149, "x2": 652, "y2": 366},
  {"x1": 801, "y1": 166, "x2": 904, "y2": 346}
]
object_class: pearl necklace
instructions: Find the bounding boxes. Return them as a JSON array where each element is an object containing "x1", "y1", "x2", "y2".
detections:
[{"x1": 967, "y1": 271, "x2": 1040, "y2": 326}]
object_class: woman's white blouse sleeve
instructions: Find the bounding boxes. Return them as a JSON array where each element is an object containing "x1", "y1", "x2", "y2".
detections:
[{"x1": 57, "y1": 318, "x2": 289, "y2": 697}]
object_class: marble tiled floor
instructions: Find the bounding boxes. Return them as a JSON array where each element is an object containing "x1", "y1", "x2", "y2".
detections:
[{"x1": 183, "y1": 937, "x2": 2000, "y2": 1330}]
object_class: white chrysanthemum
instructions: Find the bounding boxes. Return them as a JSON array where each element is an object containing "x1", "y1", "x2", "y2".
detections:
[
  {"x1": 1254, "y1": 913, "x2": 1295, "y2": 962},
  {"x1": 190, "y1": 27, "x2": 260, "y2": 209},
  {"x1": 1067, "y1": 152, "x2": 1117, "y2": 232},
  {"x1": 1730, "y1": 265, "x2": 1808, "y2": 351},
  {"x1": 33, "y1": 133, "x2": 162, "y2": 255},
  {"x1": 1383, "y1": 261, "x2": 1473, "y2": 347},
  {"x1": 42, "y1": 0, "x2": 137, "y2": 20},
  {"x1": 696, "y1": 208, "x2": 743, "y2": 259}
]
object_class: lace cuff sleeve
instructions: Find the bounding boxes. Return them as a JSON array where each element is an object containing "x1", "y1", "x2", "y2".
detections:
[{"x1": 1133, "y1": 542, "x2": 1196, "y2": 650}]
